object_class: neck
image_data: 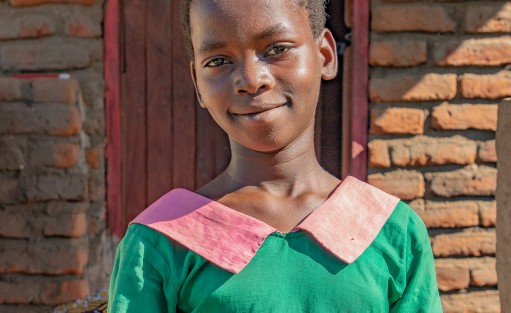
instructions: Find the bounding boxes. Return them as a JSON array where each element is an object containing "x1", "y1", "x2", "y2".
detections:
[{"x1": 224, "y1": 124, "x2": 328, "y2": 197}]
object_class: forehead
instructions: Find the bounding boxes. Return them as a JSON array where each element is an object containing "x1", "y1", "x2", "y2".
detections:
[
  {"x1": 189, "y1": 0, "x2": 311, "y2": 50},
  {"x1": 190, "y1": 0, "x2": 303, "y2": 20}
]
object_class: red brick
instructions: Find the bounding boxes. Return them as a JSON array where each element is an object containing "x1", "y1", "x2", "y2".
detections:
[
  {"x1": 465, "y1": 3, "x2": 511, "y2": 33},
  {"x1": 0, "y1": 40, "x2": 92, "y2": 71},
  {"x1": 0, "y1": 103, "x2": 81, "y2": 136},
  {"x1": 460, "y1": 72, "x2": 511, "y2": 99},
  {"x1": 0, "y1": 175, "x2": 22, "y2": 204},
  {"x1": 30, "y1": 141, "x2": 79, "y2": 168},
  {"x1": 368, "y1": 170, "x2": 424, "y2": 200},
  {"x1": 480, "y1": 201, "x2": 497, "y2": 227},
  {"x1": 0, "y1": 77, "x2": 24, "y2": 101},
  {"x1": 0, "y1": 238, "x2": 88, "y2": 275},
  {"x1": 372, "y1": 5, "x2": 455, "y2": 32},
  {"x1": 431, "y1": 228, "x2": 496, "y2": 257},
  {"x1": 370, "y1": 107, "x2": 425, "y2": 135},
  {"x1": 86, "y1": 202, "x2": 106, "y2": 235},
  {"x1": 44, "y1": 211, "x2": 87, "y2": 237},
  {"x1": 87, "y1": 170, "x2": 105, "y2": 202},
  {"x1": 434, "y1": 37, "x2": 511, "y2": 66},
  {"x1": 368, "y1": 140, "x2": 390, "y2": 168},
  {"x1": 370, "y1": 40, "x2": 427, "y2": 67},
  {"x1": 0, "y1": 276, "x2": 89, "y2": 305},
  {"x1": 0, "y1": 305, "x2": 50, "y2": 313},
  {"x1": 417, "y1": 201, "x2": 479, "y2": 228},
  {"x1": 469, "y1": 257, "x2": 497, "y2": 287},
  {"x1": 32, "y1": 78, "x2": 80, "y2": 105},
  {"x1": 48, "y1": 202, "x2": 88, "y2": 229},
  {"x1": 65, "y1": 14, "x2": 102, "y2": 37},
  {"x1": 435, "y1": 259, "x2": 469, "y2": 291},
  {"x1": 85, "y1": 145, "x2": 101, "y2": 169},
  {"x1": 441, "y1": 290, "x2": 500, "y2": 313},
  {"x1": 21, "y1": 173, "x2": 88, "y2": 201},
  {"x1": 479, "y1": 140, "x2": 497, "y2": 163},
  {"x1": 0, "y1": 202, "x2": 88, "y2": 238},
  {"x1": 10, "y1": 0, "x2": 95, "y2": 6},
  {"x1": 0, "y1": 276, "x2": 39, "y2": 304},
  {"x1": 408, "y1": 198, "x2": 424, "y2": 212},
  {"x1": 369, "y1": 73, "x2": 457, "y2": 103},
  {"x1": 0, "y1": 13, "x2": 55, "y2": 40},
  {"x1": 427, "y1": 165, "x2": 497, "y2": 198},
  {"x1": 432, "y1": 103, "x2": 498, "y2": 131},
  {"x1": 39, "y1": 278, "x2": 90, "y2": 305},
  {"x1": 388, "y1": 136, "x2": 477, "y2": 167},
  {"x1": 53, "y1": 143, "x2": 79, "y2": 168},
  {"x1": 0, "y1": 136, "x2": 26, "y2": 170},
  {"x1": 0, "y1": 204, "x2": 39, "y2": 238}
]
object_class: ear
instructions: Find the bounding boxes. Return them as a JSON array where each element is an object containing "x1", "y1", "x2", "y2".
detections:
[
  {"x1": 318, "y1": 29, "x2": 338, "y2": 81},
  {"x1": 190, "y1": 61, "x2": 206, "y2": 108}
]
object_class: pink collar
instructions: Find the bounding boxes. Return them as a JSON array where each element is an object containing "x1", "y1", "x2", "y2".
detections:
[{"x1": 131, "y1": 176, "x2": 399, "y2": 273}]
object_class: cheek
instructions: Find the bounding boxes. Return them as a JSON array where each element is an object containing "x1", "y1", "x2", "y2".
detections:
[
  {"x1": 289, "y1": 56, "x2": 321, "y2": 107},
  {"x1": 197, "y1": 75, "x2": 231, "y2": 105},
  {"x1": 286, "y1": 51, "x2": 321, "y2": 94}
]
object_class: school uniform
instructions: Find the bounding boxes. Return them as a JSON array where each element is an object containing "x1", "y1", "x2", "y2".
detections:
[{"x1": 109, "y1": 176, "x2": 442, "y2": 312}]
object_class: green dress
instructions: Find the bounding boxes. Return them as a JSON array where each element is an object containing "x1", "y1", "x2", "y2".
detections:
[{"x1": 109, "y1": 177, "x2": 442, "y2": 312}]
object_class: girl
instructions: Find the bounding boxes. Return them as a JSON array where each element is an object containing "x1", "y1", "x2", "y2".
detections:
[{"x1": 109, "y1": 0, "x2": 442, "y2": 311}]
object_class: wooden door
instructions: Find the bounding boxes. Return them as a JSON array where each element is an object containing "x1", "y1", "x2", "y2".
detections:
[{"x1": 120, "y1": 0, "x2": 350, "y2": 230}]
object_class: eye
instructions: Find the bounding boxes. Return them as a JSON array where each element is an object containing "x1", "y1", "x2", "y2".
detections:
[
  {"x1": 205, "y1": 57, "x2": 232, "y2": 67},
  {"x1": 265, "y1": 45, "x2": 291, "y2": 57}
]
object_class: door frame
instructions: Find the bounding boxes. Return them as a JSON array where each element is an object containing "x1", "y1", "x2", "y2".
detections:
[{"x1": 104, "y1": 0, "x2": 369, "y2": 237}]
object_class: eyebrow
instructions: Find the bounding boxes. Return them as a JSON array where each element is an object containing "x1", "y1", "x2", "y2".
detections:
[
  {"x1": 198, "y1": 41, "x2": 227, "y2": 55},
  {"x1": 197, "y1": 23, "x2": 289, "y2": 55},
  {"x1": 254, "y1": 23, "x2": 289, "y2": 40}
]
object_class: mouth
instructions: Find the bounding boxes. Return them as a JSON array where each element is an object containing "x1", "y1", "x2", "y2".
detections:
[{"x1": 231, "y1": 103, "x2": 288, "y2": 119}]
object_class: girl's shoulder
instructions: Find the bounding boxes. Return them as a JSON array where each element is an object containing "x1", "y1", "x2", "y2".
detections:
[{"x1": 373, "y1": 199, "x2": 432, "y2": 259}]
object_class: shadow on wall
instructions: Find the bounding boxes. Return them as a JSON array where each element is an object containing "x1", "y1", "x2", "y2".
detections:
[{"x1": 367, "y1": 1, "x2": 510, "y2": 313}]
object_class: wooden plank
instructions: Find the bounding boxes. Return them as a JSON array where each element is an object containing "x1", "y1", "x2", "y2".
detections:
[
  {"x1": 344, "y1": 0, "x2": 353, "y2": 28},
  {"x1": 146, "y1": 0, "x2": 173, "y2": 203},
  {"x1": 122, "y1": 0, "x2": 147, "y2": 226},
  {"x1": 171, "y1": 0, "x2": 196, "y2": 190},
  {"x1": 104, "y1": 0, "x2": 123, "y2": 237},
  {"x1": 196, "y1": 104, "x2": 217, "y2": 188},
  {"x1": 350, "y1": 0, "x2": 369, "y2": 181}
]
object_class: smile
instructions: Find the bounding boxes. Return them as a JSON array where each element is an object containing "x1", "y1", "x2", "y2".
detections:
[{"x1": 231, "y1": 104, "x2": 287, "y2": 121}]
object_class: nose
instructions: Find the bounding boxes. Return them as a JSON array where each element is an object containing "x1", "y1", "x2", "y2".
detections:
[{"x1": 234, "y1": 56, "x2": 275, "y2": 95}]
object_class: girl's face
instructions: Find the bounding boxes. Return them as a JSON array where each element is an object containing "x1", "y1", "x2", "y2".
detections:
[{"x1": 190, "y1": 0, "x2": 337, "y2": 153}]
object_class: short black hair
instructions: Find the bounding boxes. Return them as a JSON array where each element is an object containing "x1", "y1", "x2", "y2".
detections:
[{"x1": 181, "y1": 0, "x2": 328, "y2": 59}]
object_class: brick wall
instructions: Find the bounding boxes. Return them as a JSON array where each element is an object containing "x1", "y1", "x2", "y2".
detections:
[
  {"x1": 368, "y1": 0, "x2": 511, "y2": 312},
  {"x1": 0, "y1": 0, "x2": 112, "y2": 312}
]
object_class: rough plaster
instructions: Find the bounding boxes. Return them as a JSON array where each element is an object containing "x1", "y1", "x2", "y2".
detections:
[{"x1": 497, "y1": 98, "x2": 511, "y2": 313}]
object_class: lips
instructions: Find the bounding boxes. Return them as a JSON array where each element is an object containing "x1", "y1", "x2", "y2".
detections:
[{"x1": 231, "y1": 103, "x2": 287, "y2": 116}]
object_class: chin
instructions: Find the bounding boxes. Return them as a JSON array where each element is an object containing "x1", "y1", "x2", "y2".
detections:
[
  {"x1": 239, "y1": 141, "x2": 286, "y2": 154},
  {"x1": 233, "y1": 133, "x2": 302, "y2": 154}
]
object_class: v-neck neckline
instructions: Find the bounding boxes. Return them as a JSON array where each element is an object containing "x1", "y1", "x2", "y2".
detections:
[{"x1": 132, "y1": 175, "x2": 400, "y2": 273}]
